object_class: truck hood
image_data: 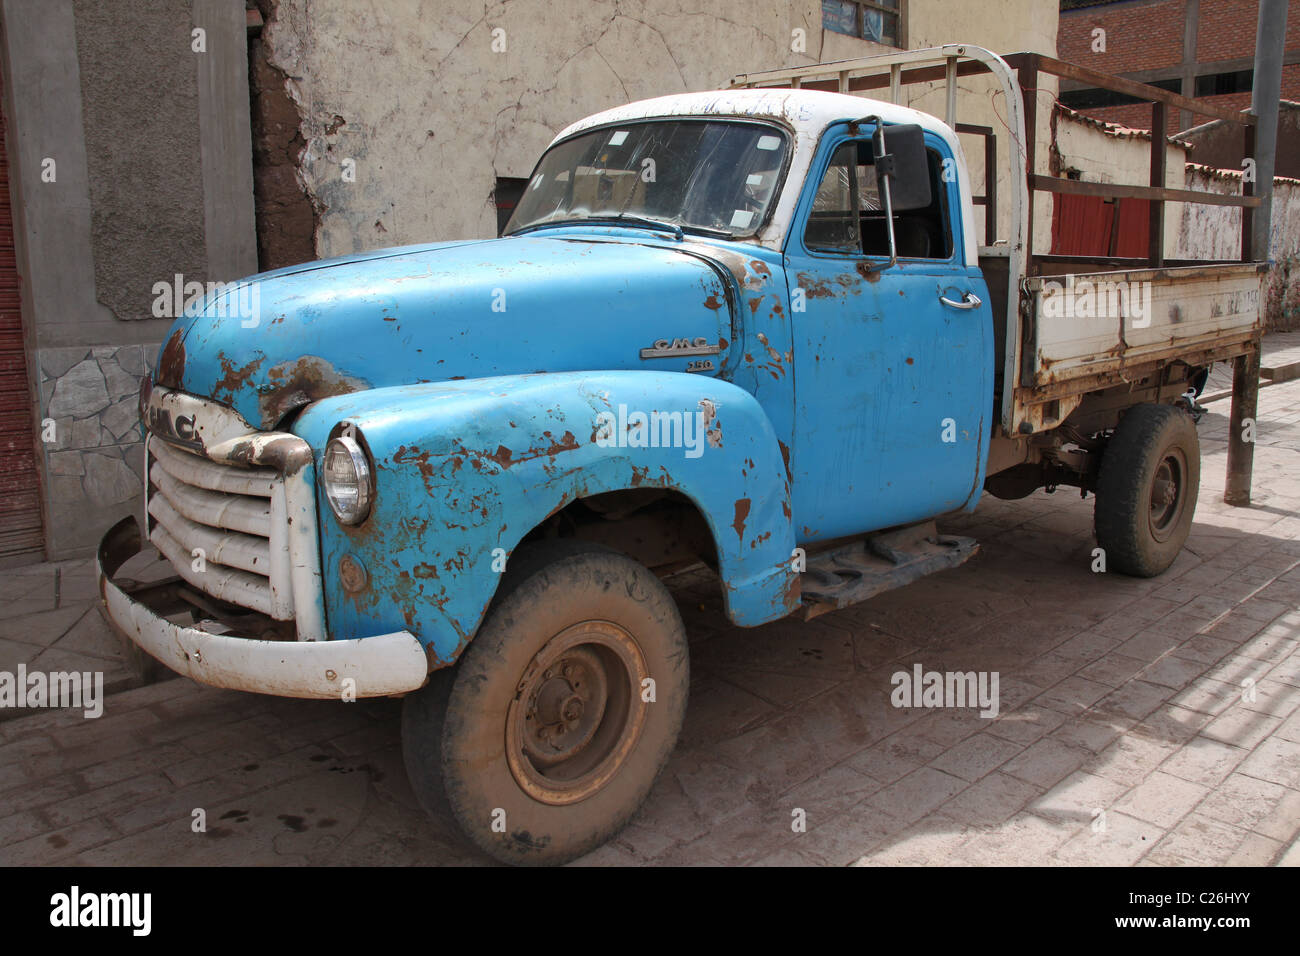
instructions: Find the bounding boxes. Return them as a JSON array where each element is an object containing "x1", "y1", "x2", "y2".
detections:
[{"x1": 154, "y1": 234, "x2": 735, "y2": 431}]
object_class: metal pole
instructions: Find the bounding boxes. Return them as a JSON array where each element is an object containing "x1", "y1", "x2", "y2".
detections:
[
  {"x1": 1250, "y1": 0, "x2": 1286, "y2": 261},
  {"x1": 1225, "y1": 0, "x2": 1287, "y2": 507},
  {"x1": 1226, "y1": 349, "x2": 1261, "y2": 506}
]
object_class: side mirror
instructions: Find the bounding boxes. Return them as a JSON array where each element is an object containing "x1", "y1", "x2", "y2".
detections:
[
  {"x1": 875, "y1": 124, "x2": 931, "y2": 211},
  {"x1": 856, "y1": 118, "x2": 933, "y2": 273}
]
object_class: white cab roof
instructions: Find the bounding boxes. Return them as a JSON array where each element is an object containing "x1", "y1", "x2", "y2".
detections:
[
  {"x1": 549, "y1": 88, "x2": 975, "y2": 262},
  {"x1": 555, "y1": 88, "x2": 950, "y2": 144}
]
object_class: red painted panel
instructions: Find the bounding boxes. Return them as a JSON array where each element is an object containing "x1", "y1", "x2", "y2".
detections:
[{"x1": 1051, "y1": 193, "x2": 1150, "y2": 258}]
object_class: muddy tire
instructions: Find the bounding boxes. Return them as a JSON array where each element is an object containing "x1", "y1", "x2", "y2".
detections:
[
  {"x1": 401, "y1": 541, "x2": 689, "y2": 866},
  {"x1": 1094, "y1": 403, "x2": 1200, "y2": 577}
]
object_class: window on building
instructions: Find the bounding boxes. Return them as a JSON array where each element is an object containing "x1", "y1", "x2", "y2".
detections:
[
  {"x1": 1059, "y1": 77, "x2": 1182, "y2": 111},
  {"x1": 1195, "y1": 69, "x2": 1253, "y2": 97},
  {"x1": 822, "y1": 0, "x2": 902, "y2": 47}
]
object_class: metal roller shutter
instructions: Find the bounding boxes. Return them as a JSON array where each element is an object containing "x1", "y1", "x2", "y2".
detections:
[{"x1": 0, "y1": 65, "x2": 45, "y2": 560}]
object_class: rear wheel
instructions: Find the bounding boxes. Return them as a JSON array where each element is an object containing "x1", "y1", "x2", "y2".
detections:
[
  {"x1": 1094, "y1": 403, "x2": 1200, "y2": 577},
  {"x1": 401, "y1": 541, "x2": 689, "y2": 865}
]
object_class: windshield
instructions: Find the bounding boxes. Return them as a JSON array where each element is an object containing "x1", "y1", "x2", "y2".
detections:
[{"x1": 506, "y1": 119, "x2": 789, "y2": 238}]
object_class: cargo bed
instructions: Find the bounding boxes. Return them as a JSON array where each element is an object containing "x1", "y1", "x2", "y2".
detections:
[{"x1": 734, "y1": 45, "x2": 1266, "y2": 503}]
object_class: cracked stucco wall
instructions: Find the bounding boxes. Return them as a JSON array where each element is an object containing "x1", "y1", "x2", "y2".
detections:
[
  {"x1": 1177, "y1": 165, "x2": 1300, "y2": 332},
  {"x1": 259, "y1": 0, "x2": 1060, "y2": 257}
]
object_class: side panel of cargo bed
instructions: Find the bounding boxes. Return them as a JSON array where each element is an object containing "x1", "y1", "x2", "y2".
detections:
[{"x1": 1017, "y1": 263, "x2": 1264, "y2": 413}]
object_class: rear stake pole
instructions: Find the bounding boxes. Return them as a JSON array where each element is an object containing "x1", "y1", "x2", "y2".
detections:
[{"x1": 1225, "y1": 343, "x2": 1260, "y2": 507}]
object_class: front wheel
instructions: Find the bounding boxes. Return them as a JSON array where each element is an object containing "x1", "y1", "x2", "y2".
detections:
[
  {"x1": 401, "y1": 541, "x2": 689, "y2": 866},
  {"x1": 1094, "y1": 403, "x2": 1201, "y2": 577}
]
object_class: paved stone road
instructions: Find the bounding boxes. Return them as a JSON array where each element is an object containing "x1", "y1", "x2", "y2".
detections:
[{"x1": 1, "y1": 380, "x2": 1298, "y2": 867}]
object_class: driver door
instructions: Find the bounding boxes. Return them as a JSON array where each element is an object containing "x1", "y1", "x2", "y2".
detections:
[{"x1": 784, "y1": 126, "x2": 993, "y2": 543}]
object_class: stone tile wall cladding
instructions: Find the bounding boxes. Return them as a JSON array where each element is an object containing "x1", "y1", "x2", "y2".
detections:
[{"x1": 37, "y1": 344, "x2": 157, "y2": 557}]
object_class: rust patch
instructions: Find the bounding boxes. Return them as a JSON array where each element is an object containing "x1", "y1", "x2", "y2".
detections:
[
  {"x1": 795, "y1": 271, "x2": 859, "y2": 299},
  {"x1": 905, "y1": 357, "x2": 914, "y2": 365},
  {"x1": 855, "y1": 260, "x2": 881, "y2": 283},
  {"x1": 212, "y1": 352, "x2": 267, "y2": 404},
  {"x1": 258, "y1": 355, "x2": 371, "y2": 426},
  {"x1": 748, "y1": 297, "x2": 763, "y2": 315},
  {"x1": 392, "y1": 444, "x2": 438, "y2": 494},
  {"x1": 749, "y1": 260, "x2": 771, "y2": 278},
  {"x1": 755, "y1": 332, "x2": 783, "y2": 364},
  {"x1": 731, "y1": 497, "x2": 751, "y2": 543},
  {"x1": 225, "y1": 433, "x2": 313, "y2": 475},
  {"x1": 781, "y1": 566, "x2": 802, "y2": 611},
  {"x1": 777, "y1": 439, "x2": 792, "y2": 485},
  {"x1": 703, "y1": 293, "x2": 724, "y2": 311},
  {"x1": 481, "y1": 430, "x2": 579, "y2": 470},
  {"x1": 700, "y1": 399, "x2": 722, "y2": 448},
  {"x1": 156, "y1": 329, "x2": 187, "y2": 388}
]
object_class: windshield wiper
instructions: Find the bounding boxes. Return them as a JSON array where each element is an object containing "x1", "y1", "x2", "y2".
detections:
[
  {"x1": 509, "y1": 214, "x2": 685, "y2": 240},
  {"x1": 680, "y1": 224, "x2": 734, "y2": 239},
  {"x1": 600, "y1": 214, "x2": 685, "y2": 240}
]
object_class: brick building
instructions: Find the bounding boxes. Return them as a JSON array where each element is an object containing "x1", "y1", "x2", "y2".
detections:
[{"x1": 1059, "y1": 0, "x2": 1299, "y2": 146}]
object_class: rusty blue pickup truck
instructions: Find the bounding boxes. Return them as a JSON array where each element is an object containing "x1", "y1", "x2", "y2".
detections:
[{"x1": 98, "y1": 46, "x2": 1265, "y2": 864}]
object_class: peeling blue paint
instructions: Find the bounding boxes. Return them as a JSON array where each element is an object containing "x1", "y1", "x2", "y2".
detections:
[{"x1": 294, "y1": 373, "x2": 797, "y2": 661}]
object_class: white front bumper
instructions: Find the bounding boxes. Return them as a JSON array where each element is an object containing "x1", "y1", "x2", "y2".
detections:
[{"x1": 98, "y1": 517, "x2": 430, "y2": 700}]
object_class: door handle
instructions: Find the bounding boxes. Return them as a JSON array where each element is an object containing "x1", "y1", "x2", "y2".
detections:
[{"x1": 939, "y1": 291, "x2": 982, "y2": 310}]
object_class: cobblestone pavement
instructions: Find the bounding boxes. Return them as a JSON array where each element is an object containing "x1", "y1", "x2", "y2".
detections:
[{"x1": 1, "y1": 378, "x2": 1298, "y2": 867}]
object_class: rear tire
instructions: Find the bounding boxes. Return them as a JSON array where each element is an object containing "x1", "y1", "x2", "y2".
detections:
[
  {"x1": 401, "y1": 541, "x2": 689, "y2": 866},
  {"x1": 1094, "y1": 403, "x2": 1200, "y2": 577}
]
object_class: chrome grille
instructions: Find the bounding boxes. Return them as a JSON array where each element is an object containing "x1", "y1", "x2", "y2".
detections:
[{"x1": 146, "y1": 435, "x2": 295, "y2": 620}]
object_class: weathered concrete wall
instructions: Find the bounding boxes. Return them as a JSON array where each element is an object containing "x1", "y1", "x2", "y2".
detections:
[
  {"x1": 259, "y1": 0, "x2": 1060, "y2": 257},
  {"x1": 1176, "y1": 163, "x2": 1300, "y2": 332},
  {"x1": 0, "y1": 0, "x2": 256, "y2": 558},
  {"x1": 74, "y1": 0, "x2": 206, "y2": 324}
]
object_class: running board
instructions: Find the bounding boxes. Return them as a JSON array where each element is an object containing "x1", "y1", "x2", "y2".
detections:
[{"x1": 800, "y1": 521, "x2": 979, "y2": 620}]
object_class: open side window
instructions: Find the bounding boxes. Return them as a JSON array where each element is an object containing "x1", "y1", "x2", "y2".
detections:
[{"x1": 803, "y1": 138, "x2": 954, "y2": 260}]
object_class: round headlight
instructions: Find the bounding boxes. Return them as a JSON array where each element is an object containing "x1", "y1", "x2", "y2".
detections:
[{"x1": 323, "y1": 435, "x2": 372, "y2": 525}]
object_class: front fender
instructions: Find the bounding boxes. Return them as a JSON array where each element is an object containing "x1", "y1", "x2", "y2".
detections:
[{"x1": 294, "y1": 371, "x2": 798, "y2": 663}]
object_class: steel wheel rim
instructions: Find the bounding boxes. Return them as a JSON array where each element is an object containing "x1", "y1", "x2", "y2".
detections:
[
  {"x1": 506, "y1": 621, "x2": 648, "y2": 806},
  {"x1": 1148, "y1": 448, "x2": 1187, "y2": 542}
]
